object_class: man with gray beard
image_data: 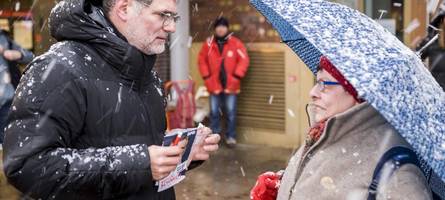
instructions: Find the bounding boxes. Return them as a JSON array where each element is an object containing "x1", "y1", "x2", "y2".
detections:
[{"x1": 2, "y1": 0, "x2": 220, "y2": 199}]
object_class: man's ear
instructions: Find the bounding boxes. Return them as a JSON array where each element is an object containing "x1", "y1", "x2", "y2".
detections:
[{"x1": 113, "y1": 0, "x2": 130, "y2": 21}]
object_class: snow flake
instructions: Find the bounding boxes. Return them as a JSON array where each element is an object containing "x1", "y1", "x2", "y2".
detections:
[
  {"x1": 441, "y1": 142, "x2": 445, "y2": 150},
  {"x1": 404, "y1": 18, "x2": 420, "y2": 33},
  {"x1": 236, "y1": 49, "x2": 246, "y2": 59},
  {"x1": 42, "y1": 59, "x2": 57, "y2": 82},
  {"x1": 393, "y1": 2, "x2": 402, "y2": 7},
  {"x1": 14, "y1": 2, "x2": 20, "y2": 11},
  {"x1": 240, "y1": 166, "x2": 246, "y2": 177},
  {"x1": 287, "y1": 109, "x2": 296, "y2": 117},
  {"x1": 115, "y1": 85, "x2": 123, "y2": 113},
  {"x1": 377, "y1": 10, "x2": 387, "y2": 20},
  {"x1": 434, "y1": 150, "x2": 445, "y2": 160},
  {"x1": 169, "y1": 36, "x2": 181, "y2": 49},
  {"x1": 268, "y1": 95, "x2": 274, "y2": 104},
  {"x1": 320, "y1": 176, "x2": 336, "y2": 190},
  {"x1": 84, "y1": 54, "x2": 92, "y2": 61}
]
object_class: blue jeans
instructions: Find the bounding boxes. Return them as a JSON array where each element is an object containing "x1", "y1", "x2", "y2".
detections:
[
  {"x1": 0, "y1": 100, "x2": 12, "y2": 143},
  {"x1": 210, "y1": 94, "x2": 237, "y2": 139}
]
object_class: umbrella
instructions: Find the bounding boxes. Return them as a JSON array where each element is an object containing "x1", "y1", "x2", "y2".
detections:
[{"x1": 249, "y1": 0, "x2": 445, "y2": 182}]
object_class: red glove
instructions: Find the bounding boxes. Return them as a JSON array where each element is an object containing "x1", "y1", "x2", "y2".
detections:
[{"x1": 250, "y1": 171, "x2": 282, "y2": 200}]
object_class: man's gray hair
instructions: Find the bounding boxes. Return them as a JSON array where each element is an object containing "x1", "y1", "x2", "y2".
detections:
[{"x1": 102, "y1": 0, "x2": 153, "y2": 15}]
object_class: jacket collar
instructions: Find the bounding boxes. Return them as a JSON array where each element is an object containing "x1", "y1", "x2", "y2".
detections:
[
  {"x1": 209, "y1": 35, "x2": 234, "y2": 57},
  {"x1": 322, "y1": 103, "x2": 389, "y2": 145},
  {"x1": 49, "y1": 0, "x2": 157, "y2": 83}
]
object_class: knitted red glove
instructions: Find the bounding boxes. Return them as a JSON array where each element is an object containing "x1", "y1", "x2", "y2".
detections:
[{"x1": 250, "y1": 171, "x2": 282, "y2": 200}]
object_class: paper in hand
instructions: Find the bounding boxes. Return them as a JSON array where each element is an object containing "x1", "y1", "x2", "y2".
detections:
[{"x1": 156, "y1": 124, "x2": 208, "y2": 192}]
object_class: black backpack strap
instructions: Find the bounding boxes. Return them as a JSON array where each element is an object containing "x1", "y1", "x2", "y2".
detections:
[{"x1": 368, "y1": 146, "x2": 420, "y2": 200}]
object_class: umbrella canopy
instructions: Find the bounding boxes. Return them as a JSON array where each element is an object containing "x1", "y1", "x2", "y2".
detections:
[{"x1": 249, "y1": 0, "x2": 445, "y2": 181}]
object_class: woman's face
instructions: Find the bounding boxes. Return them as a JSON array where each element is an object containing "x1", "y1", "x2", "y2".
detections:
[{"x1": 309, "y1": 69, "x2": 358, "y2": 123}]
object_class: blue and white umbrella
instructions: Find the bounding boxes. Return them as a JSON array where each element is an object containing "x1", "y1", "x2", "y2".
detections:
[{"x1": 249, "y1": 0, "x2": 445, "y2": 181}]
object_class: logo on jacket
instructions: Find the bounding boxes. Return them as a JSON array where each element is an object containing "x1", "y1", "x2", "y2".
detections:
[{"x1": 227, "y1": 50, "x2": 234, "y2": 58}]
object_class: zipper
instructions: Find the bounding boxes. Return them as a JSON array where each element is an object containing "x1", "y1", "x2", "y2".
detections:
[{"x1": 136, "y1": 68, "x2": 157, "y2": 145}]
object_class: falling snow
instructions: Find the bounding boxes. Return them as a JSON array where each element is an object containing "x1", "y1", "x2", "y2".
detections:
[
  {"x1": 287, "y1": 109, "x2": 295, "y2": 117},
  {"x1": 404, "y1": 19, "x2": 420, "y2": 33},
  {"x1": 84, "y1": 54, "x2": 92, "y2": 61}
]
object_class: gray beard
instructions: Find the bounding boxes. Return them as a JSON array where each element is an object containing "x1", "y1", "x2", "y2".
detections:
[{"x1": 142, "y1": 43, "x2": 166, "y2": 55}]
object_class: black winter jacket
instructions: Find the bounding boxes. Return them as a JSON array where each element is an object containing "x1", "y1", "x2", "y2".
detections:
[{"x1": 3, "y1": 0, "x2": 176, "y2": 199}]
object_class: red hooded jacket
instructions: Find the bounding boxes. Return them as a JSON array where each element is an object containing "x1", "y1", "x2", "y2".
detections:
[{"x1": 198, "y1": 35, "x2": 249, "y2": 94}]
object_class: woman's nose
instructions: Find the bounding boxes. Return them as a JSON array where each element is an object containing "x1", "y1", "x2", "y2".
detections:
[{"x1": 309, "y1": 84, "x2": 320, "y2": 100}]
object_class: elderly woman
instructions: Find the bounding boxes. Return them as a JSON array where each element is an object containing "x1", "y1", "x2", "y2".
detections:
[{"x1": 251, "y1": 56, "x2": 432, "y2": 200}]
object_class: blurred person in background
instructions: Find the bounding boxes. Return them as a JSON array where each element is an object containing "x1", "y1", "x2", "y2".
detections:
[
  {"x1": 198, "y1": 17, "x2": 250, "y2": 148},
  {"x1": 0, "y1": 29, "x2": 34, "y2": 145}
]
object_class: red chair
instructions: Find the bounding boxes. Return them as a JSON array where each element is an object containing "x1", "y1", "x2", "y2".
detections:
[{"x1": 165, "y1": 80, "x2": 196, "y2": 130}]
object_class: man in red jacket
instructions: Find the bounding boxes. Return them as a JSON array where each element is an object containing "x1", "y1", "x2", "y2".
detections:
[{"x1": 198, "y1": 17, "x2": 250, "y2": 147}]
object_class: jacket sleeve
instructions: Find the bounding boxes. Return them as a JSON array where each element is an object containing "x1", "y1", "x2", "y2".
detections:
[
  {"x1": 376, "y1": 164, "x2": 433, "y2": 200},
  {"x1": 233, "y1": 39, "x2": 250, "y2": 79},
  {"x1": 3, "y1": 60, "x2": 153, "y2": 199},
  {"x1": 198, "y1": 40, "x2": 211, "y2": 79},
  {"x1": 8, "y1": 39, "x2": 34, "y2": 64}
]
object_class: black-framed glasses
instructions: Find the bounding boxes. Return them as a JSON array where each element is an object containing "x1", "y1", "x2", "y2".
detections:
[
  {"x1": 316, "y1": 80, "x2": 341, "y2": 92},
  {"x1": 155, "y1": 11, "x2": 180, "y2": 27}
]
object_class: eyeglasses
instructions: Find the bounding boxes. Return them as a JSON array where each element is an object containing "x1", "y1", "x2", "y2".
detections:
[
  {"x1": 134, "y1": 1, "x2": 180, "y2": 27},
  {"x1": 155, "y1": 11, "x2": 180, "y2": 27},
  {"x1": 315, "y1": 80, "x2": 341, "y2": 92}
]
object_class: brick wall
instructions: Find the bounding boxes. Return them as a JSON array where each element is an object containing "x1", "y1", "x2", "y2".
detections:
[{"x1": 190, "y1": 0, "x2": 281, "y2": 43}]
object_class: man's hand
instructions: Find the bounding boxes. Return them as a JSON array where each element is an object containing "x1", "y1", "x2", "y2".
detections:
[
  {"x1": 148, "y1": 141, "x2": 186, "y2": 181},
  {"x1": 192, "y1": 127, "x2": 220, "y2": 161},
  {"x1": 3, "y1": 50, "x2": 22, "y2": 61}
]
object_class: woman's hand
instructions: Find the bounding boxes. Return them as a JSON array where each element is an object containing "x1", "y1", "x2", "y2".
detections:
[{"x1": 250, "y1": 171, "x2": 282, "y2": 200}]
